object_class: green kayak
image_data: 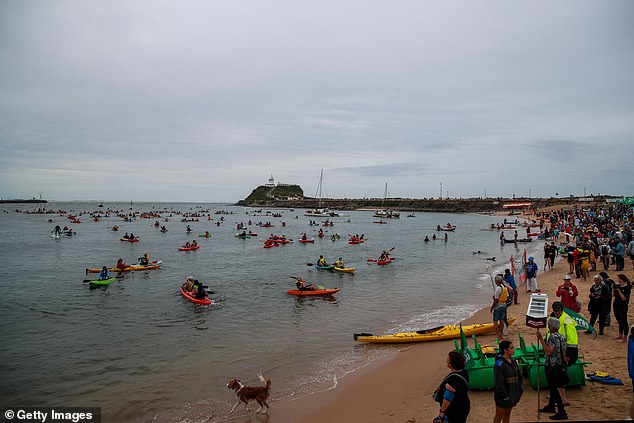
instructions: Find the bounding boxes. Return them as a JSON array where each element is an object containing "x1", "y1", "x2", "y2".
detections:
[{"x1": 88, "y1": 277, "x2": 118, "y2": 286}]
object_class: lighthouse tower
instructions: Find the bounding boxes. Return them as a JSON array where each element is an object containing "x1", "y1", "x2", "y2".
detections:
[{"x1": 265, "y1": 175, "x2": 275, "y2": 187}]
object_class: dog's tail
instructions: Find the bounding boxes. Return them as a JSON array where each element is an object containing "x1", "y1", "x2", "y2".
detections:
[{"x1": 258, "y1": 373, "x2": 271, "y2": 388}]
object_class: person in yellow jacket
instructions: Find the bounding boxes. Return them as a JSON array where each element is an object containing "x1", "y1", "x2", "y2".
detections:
[{"x1": 549, "y1": 301, "x2": 578, "y2": 406}]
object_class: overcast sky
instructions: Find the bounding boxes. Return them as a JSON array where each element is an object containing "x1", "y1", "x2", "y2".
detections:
[{"x1": 1, "y1": 1, "x2": 632, "y2": 202}]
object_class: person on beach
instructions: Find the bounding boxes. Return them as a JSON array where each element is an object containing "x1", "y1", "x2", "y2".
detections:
[
  {"x1": 490, "y1": 275, "x2": 507, "y2": 340},
  {"x1": 599, "y1": 271, "x2": 614, "y2": 327},
  {"x1": 97, "y1": 266, "x2": 110, "y2": 280},
  {"x1": 628, "y1": 238, "x2": 634, "y2": 269},
  {"x1": 503, "y1": 269, "x2": 519, "y2": 305},
  {"x1": 556, "y1": 275, "x2": 579, "y2": 313},
  {"x1": 615, "y1": 237, "x2": 625, "y2": 271},
  {"x1": 537, "y1": 318, "x2": 568, "y2": 420},
  {"x1": 600, "y1": 242, "x2": 611, "y2": 270},
  {"x1": 493, "y1": 340, "x2": 523, "y2": 423},
  {"x1": 628, "y1": 325, "x2": 634, "y2": 419},
  {"x1": 613, "y1": 274, "x2": 631, "y2": 342},
  {"x1": 434, "y1": 350, "x2": 470, "y2": 423},
  {"x1": 587, "y1": 274, "x2": 610, "y2": 335},
  {"x1": 525, "y1": 256, "x2": 539, "y2": 293},
  {"x1": 550, "y1": 301, "x2": 578, "y2": 406}
]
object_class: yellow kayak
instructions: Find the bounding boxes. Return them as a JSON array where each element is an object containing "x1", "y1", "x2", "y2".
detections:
[
  {"x1": 86, "y1": 263, "x2": 161, "y2": 273},
  {"x1": 353, "y1": 318, "x2": 516, "y2": 344},
  {"x1": 334, "y1": 266, "x2": 356, "y2": 274}
]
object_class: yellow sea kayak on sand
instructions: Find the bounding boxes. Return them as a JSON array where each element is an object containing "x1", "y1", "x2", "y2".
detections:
[{"x1": 353, "y1": 318, "x2": 516, "y2": 344}]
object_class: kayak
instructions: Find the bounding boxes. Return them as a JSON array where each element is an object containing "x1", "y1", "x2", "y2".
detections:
[
  {"x1": 88, "y1": 277, "x2": 118, "y2": 286},
  {"x1": 438, "y1": 226, "x2": 456, "y2": 231},
  {"x1": 178, "y1": 245, "x2": 200, "y2": 251},
  {"x1": 180, "y1": 287, "x2": 212, "y2": 305},
  {"x1": 368, "y1": 258, "x2": 394, "y2": 265},
  {"x1": 334, "y1": 267, "x2": 356, "y2": 274},
  {"x1": 86, "y1": 262, "x2": 162, "y2": 273},
  {"x1": 315, "y1": 265, "x2": 335, "y2": 271},
  {"x1": 287, "y1": 288, "x2": 340, "y2": 296},
  {"x1": 348, "y1": 239, "x2": 364, "y2": 245},
  {"x1": 235, "y1": 234, "x2": 251, "y2": 239},
  {"x1": 120, "y1": 238, "x2": 140, "y2": 242},
  {"x1": 354, "y1": 318, "x2": 517, "y2": 343},
  {"x1": 198, "y1": 234, "x2": 212, "y2": 238},
  {"x1": 299, "y1": 238, "x2": 315, "y2": 243}
]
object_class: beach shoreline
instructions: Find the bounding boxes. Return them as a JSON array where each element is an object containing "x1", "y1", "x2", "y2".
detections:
[{"x1": 217, "y1": 209, "x2": 634, "y2": 423}]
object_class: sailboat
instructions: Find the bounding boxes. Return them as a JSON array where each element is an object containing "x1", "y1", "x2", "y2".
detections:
[
  {"x1": 304, "y1": 170, "x2": 340, "y2": 218},
  {"x1": 373, "y1": 182, "x2": 400, "y2": 218}
]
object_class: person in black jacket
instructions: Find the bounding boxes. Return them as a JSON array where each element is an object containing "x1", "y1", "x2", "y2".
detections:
[
  {"x1": 587, "y1": 274, "x2": 610, "y2": 335},
  {"x1": 493, "y1": 340, "x2": 523, "y2": 423},
  {"x1": 435, "y1": 350, "x2": 470, "y2": 423}
]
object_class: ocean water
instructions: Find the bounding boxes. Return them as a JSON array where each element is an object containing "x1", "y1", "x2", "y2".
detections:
[{"x1": 0, "y1": 202, "x2": 545, "y2": 422}]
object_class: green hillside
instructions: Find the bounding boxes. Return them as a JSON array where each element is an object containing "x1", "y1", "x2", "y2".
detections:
[{"x1": 241, "y1": 185, "x2": 304, "y2": 204}]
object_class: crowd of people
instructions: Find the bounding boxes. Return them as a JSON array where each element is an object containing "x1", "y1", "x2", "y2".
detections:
[{"x1": 435, "y1": 203, "x2": 633, "y2": 422}]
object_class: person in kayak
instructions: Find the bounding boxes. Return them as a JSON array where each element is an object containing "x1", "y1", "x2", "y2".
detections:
[
  {"x1": 192, "y1": 279, "x2": 207, "y2": 299},
  {"x1": 123, "y1": 232, "x2": 130, "y2": 239},
  {"x1": 129, "y1": 233, "x2": 136, "y2": 240},
  {"x1": 186, "y1": 225, "x2": 192, "y2": 233},
  {"x1": 97, "y1": 266, "x2": 111, "y2": 280},
  {"x1": 302, "y1": 233, "x2": 308, "y2": 240},
  {"x1": 182, "y1": 276, "x2": 195, "y2": 292},
  {"x1": 53, "y1": 225, "x2": 62, "y2": 236},
  {"x1": 160, "y1": 225, "x2": 167, "y2": 232},
  {"x1": 138, "y1": 253, "x2": 150, "y2": 266},
  {"x1": 334, "y1": 257, "x2": 345, "y2": 269},
  {"x1": 191, "y1": 240, "x2": 198, "y2": 248},
  {"x1": 378, "y1": 251, "x2": 391, "y2": 262},
  {"x1": 424, "y1": 236, "x2": 430, "y2": 242},
  {"x1": 116, "y1": 258, "x2": 129, "y2": 270},
  {"x1": 294, "y1": 277, "x2": 317, "y2": 291},
  {"x1": 183, "y1": 241, "x2": 191, "y2": 249},
  {"x1": 317, "y1": 255, "x2": 327, "y2": 266}
]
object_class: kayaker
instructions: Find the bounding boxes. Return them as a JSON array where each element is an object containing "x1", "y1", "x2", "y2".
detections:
[
  {"x1": 123, "y1": 232, "x2": 130, "y2": 239},
  {"x1": 378, "y1": 251, "x2": 390, "y2": 262},
  {"x1": 444, "y1": 233, "x2": 448, "y2": 242},
  {"x1": 129, "y1": 233, "x2": 136, "y2": 240},
  {"x1": 97, "y1": 266, "x2": 111, "y2": 280},
  {"x1": 183, "y1": 241, "x2": 191, "y2": 248},
  {"x1": 294, "y1": 277, "x2": 317, "y2": 291},
  {"x1": 317, "y1": 255, "x2": 327, "y2": 266},
  {"x1": 191, "y1": 240, "x2": 198, "y2": 248},
  {"x1": 302, "y1": 233, "x2": 308, "y2": 240},
  {"x1": 432, "y1": 234, "x2": 437, "y2": 240},
  {"x1": 182, "y1": 276, "x2": 195, "y2": 292},
  {"x1": 192, "y1": 279, "x2": 207, "y2": 299},
  {"x1": 116, "y1": 258, "x2": 129, "y2": 270},
  {"x1": 424, "y1": 236, "x2": 430, "y2": 242},
  {"x1": 334, "y1": 257, "x2": 344, "y2": 269},
  {"x1": 204, "y1": 230, "x2": 210, "y2": 237},
  {"x1": 53, "y1": 225, "x2": 62, "y2": 236},
  {"x1": 186, "y1": 225, "x2": 192, "y2": 233},
  {"x1": 138, "y1": 253, "x2": 150, "y2": 266}
]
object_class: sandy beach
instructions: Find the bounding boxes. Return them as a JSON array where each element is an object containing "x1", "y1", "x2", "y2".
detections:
[{"x1": 224, "y1": 210, "x2": 634, "y2": 423}]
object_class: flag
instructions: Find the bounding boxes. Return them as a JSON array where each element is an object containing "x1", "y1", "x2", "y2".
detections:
[
  {"x1": 564, "y1": 307, "x2": 595, "y2": 333},
  {"x1": 460, "y1": 324, "x2": 474, "y2": 370}
]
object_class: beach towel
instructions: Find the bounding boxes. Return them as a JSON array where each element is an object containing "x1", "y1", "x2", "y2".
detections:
[{"x1": 586, "y1": 372, "x2": 624, "y2": 385}]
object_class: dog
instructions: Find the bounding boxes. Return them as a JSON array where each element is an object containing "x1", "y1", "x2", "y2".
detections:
[{"x1": 226, "y1": 373, "x2": 271, "y2": 415}]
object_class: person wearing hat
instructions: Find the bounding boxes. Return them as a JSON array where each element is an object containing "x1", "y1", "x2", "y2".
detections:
[
  {"x1": 525, "y1": 256, "x2": 539, "y2": 293},
  {"x1": 556, "y1": 275, "x2": 579, "y2": 313},
  {"x1": 550, "y1": 300, "x2": 579, "y2": 407},
  {"x1": 490, "y1": 275, "x2": 508, "y2": 340},
  {"x1": 334, "y1": 257, "x2": 345, "y2": 269},
  {"x1": 182, "y1": 276, "x2": 195, "y2": 292}
]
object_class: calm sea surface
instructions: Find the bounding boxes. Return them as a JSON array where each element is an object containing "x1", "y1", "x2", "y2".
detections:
[{"x1": 0, "y1": 202, "x2": 545, "y2": 422}]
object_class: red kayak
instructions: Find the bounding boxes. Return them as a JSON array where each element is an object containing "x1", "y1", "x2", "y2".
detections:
[
  {"x1": 299, "y1": 238, "x2": 315, "y2": 243},
  {"x1": 178, "y1": 245, "x2": 200, "y2": 251},
  {"x1": 348, "y1": 239, "x2": 365, "y2": 245},
  {"x1": 287, "y1": 288, "x2": 340, "y2": 296},
  {"x1": 120, "y1": 238, "x2": 140, "y2": 242},
  {"x1": 367, "y1": 258, "x2": 394, "y2": 265},
  {"x1": 180, "y1": 287, "x2": 212, "y2": 305}
]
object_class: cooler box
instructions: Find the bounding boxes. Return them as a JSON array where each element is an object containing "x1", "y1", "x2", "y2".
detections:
[{"x1": 526, "y1": 293, "x2": 549, "y2": 328}]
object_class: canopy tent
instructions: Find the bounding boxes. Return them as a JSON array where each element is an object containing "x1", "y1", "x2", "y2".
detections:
[{"x1": 617, "y1": 197, "x2": 634, "y2": 206}]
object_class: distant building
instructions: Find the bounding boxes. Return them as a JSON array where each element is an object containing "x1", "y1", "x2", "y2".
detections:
[{"x1": 265, "y1": 174, "x2": 291, "y2": 187}]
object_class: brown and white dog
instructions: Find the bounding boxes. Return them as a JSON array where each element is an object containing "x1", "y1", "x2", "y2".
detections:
[{"x1": 226, "y1": 373, "x2": 271, "y2": 415}]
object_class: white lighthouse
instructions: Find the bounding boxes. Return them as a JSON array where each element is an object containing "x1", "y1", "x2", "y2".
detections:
[{"x1": 265, "y1": 175, "x2": 275, "y2": 187}]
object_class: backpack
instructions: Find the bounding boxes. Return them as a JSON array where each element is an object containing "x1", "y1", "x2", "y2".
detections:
[
  {"x1": 499, "y1": 286, "x2": 509, "y2": 304},
  {"x1": 601, "y1": 245, "x2": 609, "y2": 255}
]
